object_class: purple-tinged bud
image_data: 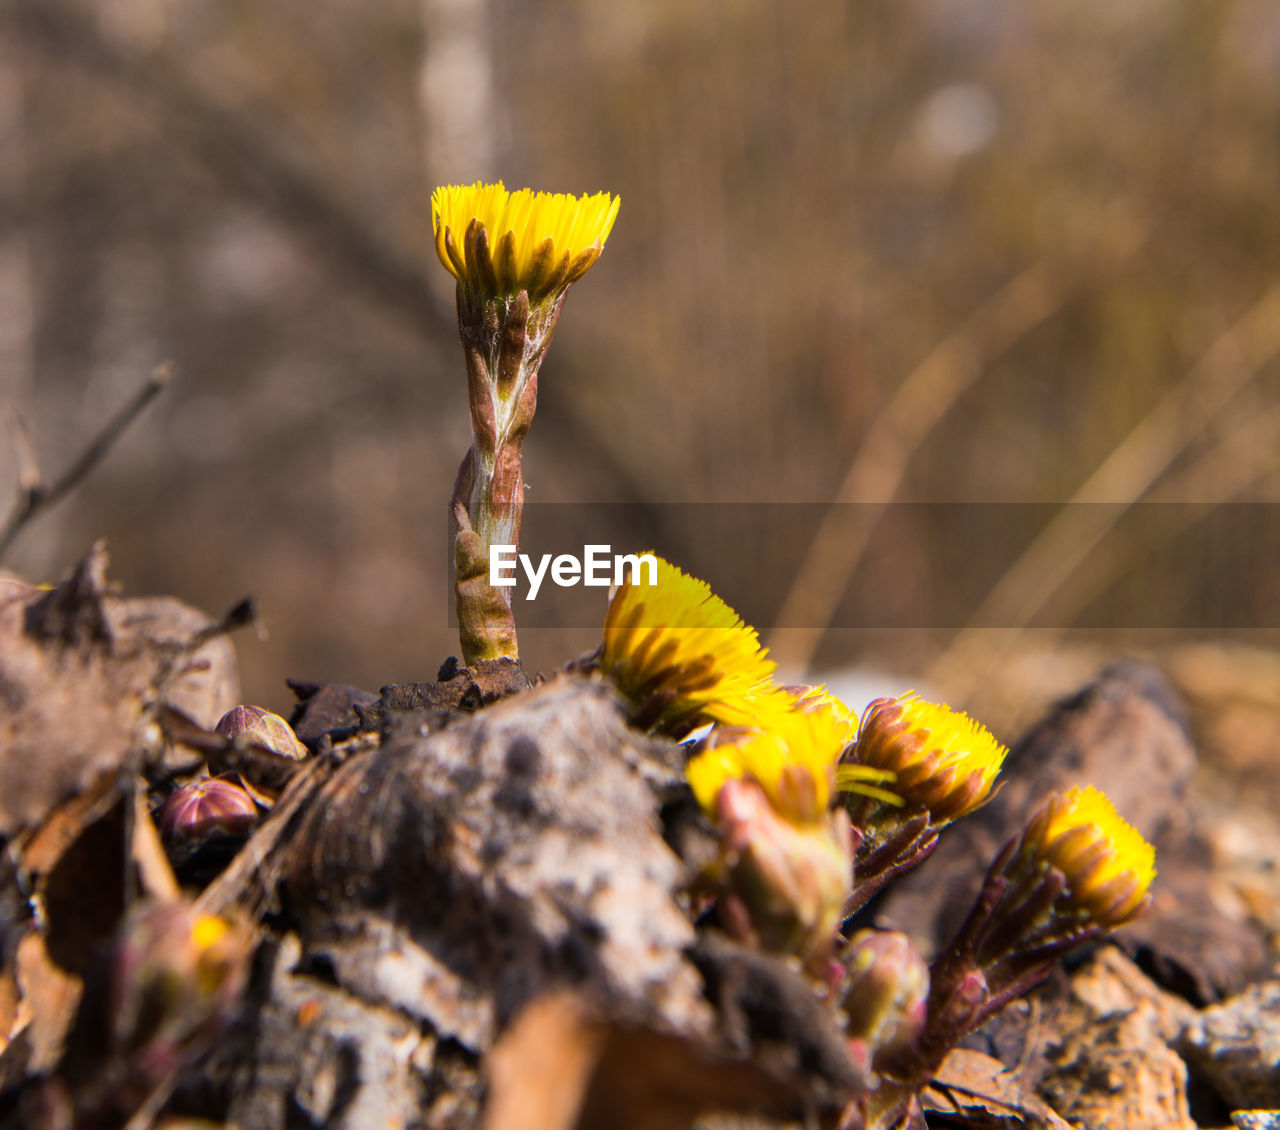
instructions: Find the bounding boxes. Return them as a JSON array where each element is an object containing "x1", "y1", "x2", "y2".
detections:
[
  {"x1": 159, "y1": 778, "x2": 258, "y2": 846},
  {"x1": 215, "y1": 704, "x2": 307, "y2": 760},
  {"x1": 840, "y1": 930, "x2": 930, "y2": 1075}
]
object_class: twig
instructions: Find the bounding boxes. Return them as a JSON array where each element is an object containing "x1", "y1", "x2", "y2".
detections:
[
  {"x1": 926, "y1": 284, "x2": 1280, "y2": 701},
  {"x1": 765, "y1": 203, "x2": 1150, "y2": 674},
  {"x1": 0, "y1": 362, "x2": 174, "y2": 561},
  {"x1": 180, "y1": 594, "x2": 260, "y2": 656},
  {"x1": 146, "y1": 594, "x2": 260, "y2": 727}
]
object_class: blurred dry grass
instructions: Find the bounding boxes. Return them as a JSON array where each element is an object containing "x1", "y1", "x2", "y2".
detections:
[{"x1": 1, "y1": 0, "x2": 1279, "y2": 712}]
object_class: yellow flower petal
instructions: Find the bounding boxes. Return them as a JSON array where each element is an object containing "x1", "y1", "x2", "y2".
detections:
[
  {"x1": 848, "y1": 693, "x2": 1006, "y2": 823},
  {"x1": 686, "y1": 705, "x2": 879, "y2": 824},
  {"x1": 431, "y1": 181, "x2": 620, "y2": 299},
  {"x1": 600, "y1": 553, "x2": 779, "y2": 735},
  {"x1": 1030, "y1": 785, "x2": 1156, "y2": 926}
]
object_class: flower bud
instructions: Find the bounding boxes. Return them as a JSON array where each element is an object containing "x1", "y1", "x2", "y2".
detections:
[
  {"x1": 846, "y1": 694, "x2": 1005, "y2": 824},
  {"x1": 839, "y1": 930, "x2": 930, "y2": 1076},
  {"x1": 1016, "y1": 785, "x2": 1155, "y2": 929},
  {"x1": 159, "y1": 777, "x2": 258, "y2": 847},
  {"x1": 601, "y1": 554, "x2": 782, "y2": 736},
  {"x1": 215, "y1": 704, "x2": 307, "y2": 760},
  {"x1": 715, "y1": 776, "x2": 852, "y2": 967}
]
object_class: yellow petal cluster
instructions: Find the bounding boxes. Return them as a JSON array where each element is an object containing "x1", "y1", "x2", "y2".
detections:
[
  {"x1": 1023, "y1": 785, "x2": 1156, "y2": 927},
  {"x1": 687, "y1": 704, "x2": 896, "y2": 825},
  {"x1": 432, "y1": 181, "x2": 621, "y2": 300},
  {"x1": 687, "y1": 708, "x2": 840, "y2": 821},
  {"x1": 847, "y1": 693, "x2": 1007, "y2": 823},
  {"x1": 600, "y1": 553, "x2": 783, "y2": 735}
]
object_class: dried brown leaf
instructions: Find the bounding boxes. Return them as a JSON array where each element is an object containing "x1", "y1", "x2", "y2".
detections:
[
  {"x1": 924, "y1": 1049, "x2": 1073, "y2": 1130},
  {"x1": 0, "y1": 544, "x2": 240, "y2": 838}
]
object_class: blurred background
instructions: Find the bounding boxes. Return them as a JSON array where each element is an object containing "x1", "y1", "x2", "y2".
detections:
[{"x1": 2, "y1": 0, "x2": 1279, "y2": 756}]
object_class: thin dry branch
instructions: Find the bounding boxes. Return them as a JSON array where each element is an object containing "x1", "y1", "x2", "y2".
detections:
[
  {"x1": 766, "y1": 203, "x2": 1151, "y2": 674},
  {"x1": 926, "y1": 284, "x2": 1280, "y2": 700},
  {"x1": 0, "y1": 362, "x2": 173, "y2": 562}
]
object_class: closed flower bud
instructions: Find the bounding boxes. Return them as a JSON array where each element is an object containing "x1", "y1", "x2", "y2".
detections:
[
  {"x1": 215, "y1": 704, "x2": 307, "y2": 760},
  {"x1": 715, "y1": 776, "x2": 852, "y2": 968},
  {"x1": 840, "y1": 930, "x2": 930, "y2": 1076},
  {"x1": 159, "y1": 778, "x2": 258, "y2": 846}
]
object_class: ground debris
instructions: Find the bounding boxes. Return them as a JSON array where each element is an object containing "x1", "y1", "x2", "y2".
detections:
[
  {"x1": 922, "y1": 1048, "x2": 1073, "y2": 1129},
  {"x1": 264, "y1": 676, "x2": 708, "y2": 1048},
  {"x1": 170, "y1": 676, "x2": 866, "y2": 1128},
  {"x1": 0, "y1": 542, "x2": 239, "y2": 838},
  {"x1": 352, "y1": 656, "x2": 532, "y2": 736},
  {"x1": 4, "y1": 563, "x2": 1279, "y2": 1130}
]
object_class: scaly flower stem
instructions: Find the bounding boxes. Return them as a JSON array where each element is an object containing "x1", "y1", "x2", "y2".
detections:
[
  {"x1": 448, "y1": 280, "x2": 567, "y2": 664},
  {"x1": 452, "y1": 500, "x2": 518, "y2": 662},
  {"x1": 453, "y1": 281, "x2": 566, "y2": 558},
  {"x1": 432, "y1": 182, "x2": 620, "y2": 666}
]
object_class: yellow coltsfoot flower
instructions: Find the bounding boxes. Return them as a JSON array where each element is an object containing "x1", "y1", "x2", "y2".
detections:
[
  {"x1": 845, "y1": 693, "x2": 1007, "y2": 825},
  {"x1": 685, "y1": 702, "x2": 896, "y2": 970},
  {"x1": 599, "y1": 553, "x2": 784, "y2": 736},
  {"x1": 687, "y1": 705, "x2": 894, "y2": 825},
  {"x1": 920, "y1": 784, "x2": 1156, "y2": 1075},
  {"x1": 432, "y1": 181, "x2": 620, "y2": 303},
  {"x1": 431, "y1": 181, "x2": 620, "y2": 665},
  {"x1": 1018, "y1": 784, "x2": 1156, "y2": 928}
]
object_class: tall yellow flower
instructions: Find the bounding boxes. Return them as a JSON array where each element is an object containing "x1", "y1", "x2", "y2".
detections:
[
  {"x1": 846, "y1": 693, "x2": 1007, "y2": 824},
  {"x1": 431, "y1": 181, "x2": 621, "y2": 665},
  {"x1": 1019, "y1": 785, "x2": 1156, "y2": 927},
  {"x1": 432, "y1": 182, "x2": 621, "y2": 302},
  {"x1": 600, "y1": 553, "x2": 783, "y2": 735}
]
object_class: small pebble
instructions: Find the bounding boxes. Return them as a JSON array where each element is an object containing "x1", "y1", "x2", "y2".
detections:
[{"x1": 1232, "y1": 1113, "x2": 1280, "y2": 1130}]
